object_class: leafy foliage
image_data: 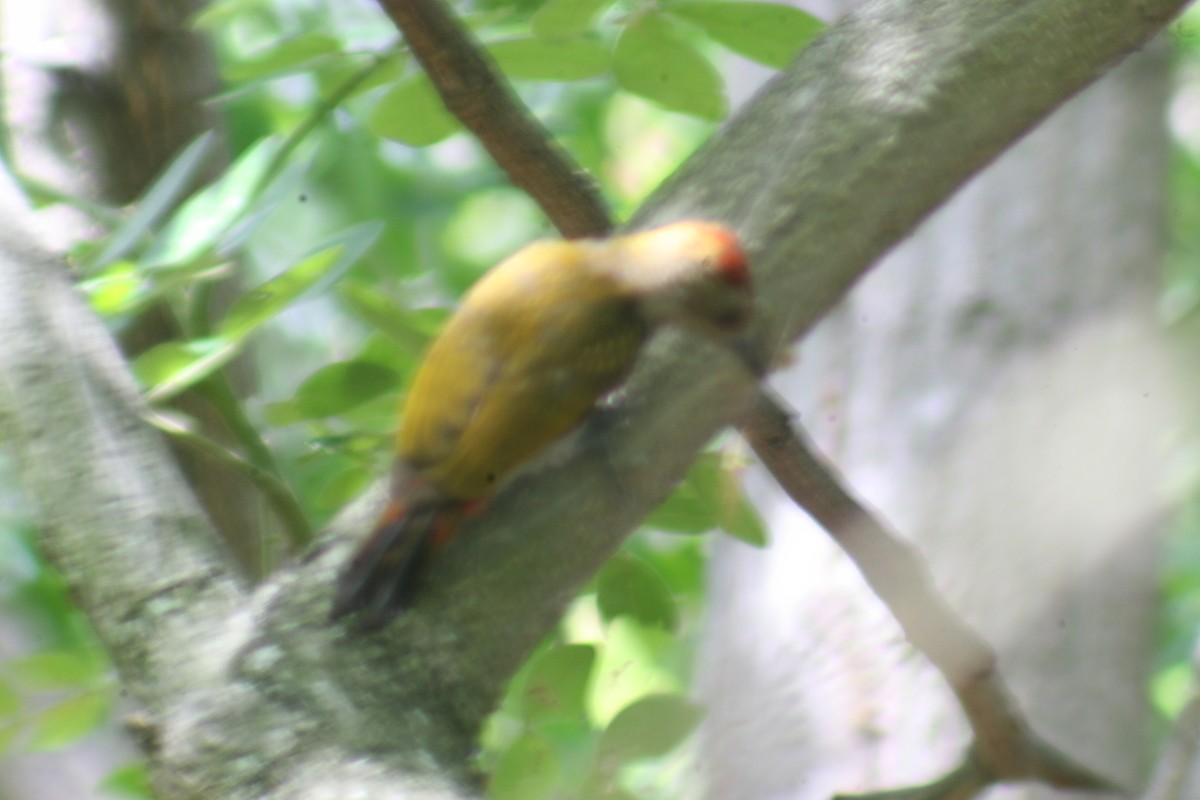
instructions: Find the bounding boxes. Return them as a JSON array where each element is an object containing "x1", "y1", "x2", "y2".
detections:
[{"x1": 1154, "y1": 6, "x2": 1200, "y2": 732}]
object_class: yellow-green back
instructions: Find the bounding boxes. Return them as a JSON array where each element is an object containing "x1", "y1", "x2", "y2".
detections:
[{"x1": 398, "y1": 241, "x2": 648, "y2": 499}]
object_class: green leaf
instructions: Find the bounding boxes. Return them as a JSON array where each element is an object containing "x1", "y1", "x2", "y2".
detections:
[
  {"x1": 218, "y1": 221, "x2": 383, "y2": 341},
  {"x1": 595, "y1": 694, "x2": 703, "y2": 765},
  {"x1": 81, "y1": 261, "x2": 147, "y2": 317},
  {"x1": 316, "y1": 53, "x2": 406, "y2": 100},
  {"x1": 520, "y1": 644, "x2": 596, "y2": 724},
  {"x1": 588, "y1": 618, "x2": 680, "y2": 727},
  {"x1": 489, "y1": 733, "x2": 560, "y2": 800},
  {"x1": 97, "y1": 763, "x2": 154, "y2": 799},
  {"x1": 0, "y1": 677, "x2": 20, "y2": 717},
  {"x1": 488, "y1": 37, "x2": 608, "y2": 81},
  {"x1": 669, "y1": 1, "x2": 824, "y2": 68},
  {"x1": 1152, "y1": 663, "x2": 1195, "y2": 718},
  {"x1": 132, "y1": 338, "x2": 241, "y2": 403},
  {"x1": 719, "y1": 477, "x2": 767, "y2": 547},
  {"x1": 189, "y1": 0, "x2": 270, "y2": 30},
  {"x1": 596, "y1": 554, "x2": 678, "y2": 631},
  {"x1": 368, "y1": 75, "x2": 460, "y2": 147},
  {"x1": 291, "y1": 360, "x2": 400, "y2": 420},
  {"x1": 338, "y1": 281, "x2": 444, "y2": 357},
  {"x1": 579, "y1": 778, "x2": 638, "y2": 800},
  {"x1": 7, "y1": 650, "x2": 105, "y2": 690},
  {"x1": 646, "y1": 453, "x2": 722, "y2": 534},
  {"x1": 613, "y1": 13, "x2": 726, "y2": 120},
  {"x1": 223, "y1": 33, "x2": 342, "y2": 82},
  {"x1": 27, "y1": 689, "x2": 111, "y2": 751},
  {"x1": 646, "y1": 452, "x2": 767, "y2": 546},
  {"x1": 217, "y1": 154, "x2": 312, "y2": 255},
  {"x1": 91, "y1": 132, "x2": 219, "y2": 270},
  {"x1": 142, "y1": 137, "x2": 279, "y2": 270},
  {"x1": 532, "y1": 0, "x2": 613, "y2": 37},
  {"x1": 0, "y1": 722, "x2": 17, "y2": 755},
  {"x1": 314, "y1": 464, "x2": 374, "y2": 510}
]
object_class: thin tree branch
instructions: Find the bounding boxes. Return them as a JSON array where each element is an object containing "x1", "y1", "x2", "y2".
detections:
[
  {"x1": 740, "y1": 390, "x2": 1120, "y2": 797},
  {"x1": 375, "y1": 0, "x2": 611, "y2": 238},
  {"x1": 146, "y1": 410, "x2": 313, "y2": 550}
]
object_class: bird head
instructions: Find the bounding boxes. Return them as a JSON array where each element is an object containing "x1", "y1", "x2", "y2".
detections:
[{"x1": 607, "y1": 221, "x2": 754, "y2": 340}]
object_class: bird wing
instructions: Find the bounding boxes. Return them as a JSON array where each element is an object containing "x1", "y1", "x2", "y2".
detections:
[{"x1": 398, "y1": 243, "x2": 647, "y2": 499}]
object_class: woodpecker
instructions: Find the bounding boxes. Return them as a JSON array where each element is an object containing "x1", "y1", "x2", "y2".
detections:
[{"x1": 330, "y1": 220, "x2": 754, "y2": 627}]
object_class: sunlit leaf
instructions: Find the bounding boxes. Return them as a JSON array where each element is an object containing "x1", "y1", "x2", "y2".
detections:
[
  {"x1": 669, "y1": 1, "x2": 824, "y2": 68},
  {"x1": 588, "y1": 618, "x2": 680, "y2": 727},
  {"x1": 217, "y1": 155, "x2": 313, "y2": 255},
  {"x1": 27, "y1": 690, "x2": 111, "y2": 751},
  {"x1": 290, "y1": 360, "x2": 400, "y2": 420},
  {"x1": 81, "y1": 261, "x2": 147, "y2": 317},
  {"x1": 489, "y1": 733, "x2": 560, "y2": 800},
  {"x1": 132, "y1": 338, "x2": 241, "y2": 403},
  {"x1": 596, "y1": 554, "x2": 678, "y2": 631},
  {"x1": 189, "y1": 0, "x2": 270, "y2": 30},
  {"x1": 717, "y1": 464, "x2": 767, "y2": 547},
  {"x1": 91, "y1": 132, "x2": 219, "y2": 270},
  {"x1": 646, "y1": 452, "x2": 766, "y2": 546},
  {"x1": 0, "y1": 722, "x2": 17, "y2": 755},
  {"x1": 218, "y1": 221, "x2": 383, "y2": 341},
  {"x1": 97, "y1": 763, "x2": 154, "y2": 799},
  {"x1": 223, "y1": 33, "x2": 342, "y2": 82},
  {"x1": 645, "y1": 453, "x2": 722, "y2": 534},
  {"x1": 338, "y1": 281, "x2": 443, "y2": 357},
  {"x1": 595, "y1": 694, "x2": 703, "y2": 765},
  {"x1": 0, "y1": 677, "x2": 19, "y2": 717},
  {"x1": 532, "y1": 0, "x2": 613, "y2": 37},
  {"x1": 7, "y1": 650, "x2": 106, "y2": 690},
  {"x1": 520, "y1": 644, "x2": 596, "y2": 723},
  {"x1": 314, "y1": 465, "x2": 374, "y2": 510},
  {"x1": 489, "y1": 37, "x2": 609, "y2": 81},
  {"x1": 142, "y1": 137, "x2": 279, "y2": 270},
  {"x1": 315, "y1": 54, "x2": 406, "y2": 100},
  {"x1": 1152, "y1": 663, "x2": 1195, "y2": 718},
  {"x1": 613, "y1": 13, "x2": 726, "y2": 120},
  {"x1": 368, "y1": 75, "x2": 460, "y2": 147}
]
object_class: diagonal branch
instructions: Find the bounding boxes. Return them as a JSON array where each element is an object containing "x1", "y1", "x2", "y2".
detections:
[
  {"x1": 376, "y1": 0, "x2": 611, "y2": 237},
  {"x1": 741, "y1": 391, "x2": 1119, "y2": 798}
]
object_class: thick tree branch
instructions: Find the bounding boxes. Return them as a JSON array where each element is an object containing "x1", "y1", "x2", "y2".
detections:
[
  {"x1": 377, "y1": 3, "x2": 1122, "y2": 794},
  {"x1": 0, "y1": 169, "x2": 243, "y2": 714}
]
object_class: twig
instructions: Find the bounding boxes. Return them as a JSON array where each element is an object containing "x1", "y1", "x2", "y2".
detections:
[
  {"x1": 739, "y1": 389, "x2": 1119, "y2": 798},
  {"x1": 374, "y1": 0, "x2": 611, "y2": 238},
  {"x1": 146, "y1": 408, "x2": 314, "y2": 548}
]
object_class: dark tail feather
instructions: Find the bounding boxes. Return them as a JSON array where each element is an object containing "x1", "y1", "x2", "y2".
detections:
[{"x1": 329, "y1": 504, "x2": 440, "y2": 629}]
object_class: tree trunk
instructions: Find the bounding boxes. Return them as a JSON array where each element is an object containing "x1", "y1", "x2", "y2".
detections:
[{"x1": 696, "y1": 35, "x2": 1174, "y2": 800}]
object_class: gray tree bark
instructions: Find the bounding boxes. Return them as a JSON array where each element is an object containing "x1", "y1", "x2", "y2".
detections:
[
  {"x1": 0, "y1": 0, "x2": 1187, "y2": 797},
  {"x1": 697, "y1": 25, "x2": 1178, "y2": 800}
]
